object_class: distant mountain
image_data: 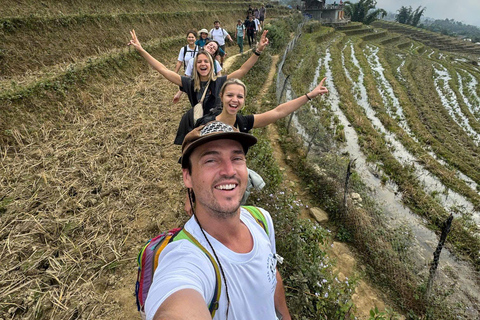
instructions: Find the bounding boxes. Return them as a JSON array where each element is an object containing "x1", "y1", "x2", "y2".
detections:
[{"x1": 380, "y1": 13, "x2": 480, "y2": 43}]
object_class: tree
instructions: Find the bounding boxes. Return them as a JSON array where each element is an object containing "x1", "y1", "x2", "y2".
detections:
[
  {"x1": 344, "y1": 0, "x2": 387, "y2": 25},
  {"x1": 396, "y1": 6, "x2": 411, "y2": 24},
  {"x1": 395, "y1": 6, "x2": 426, "y2": 27},
  {"x1": 411, "y1": 6, "x2": 426, "y2": 27}
]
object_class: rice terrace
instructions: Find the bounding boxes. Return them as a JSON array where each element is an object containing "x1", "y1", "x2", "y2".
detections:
[{"x1": 1, "y1": 0, "x2": 480, "y2": 319}]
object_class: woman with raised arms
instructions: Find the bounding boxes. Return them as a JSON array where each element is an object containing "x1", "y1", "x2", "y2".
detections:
[{"x1": 196, "y1": 77, "x2": 329, "y2": 132}]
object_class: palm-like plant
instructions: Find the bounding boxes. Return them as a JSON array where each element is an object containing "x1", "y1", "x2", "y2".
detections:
[
  {"x1": 344, "y1": 0, "x2": 387, "y2": 25},
  {"x1": 396, "y1": 6, "x2": 426, "y2": 27}
]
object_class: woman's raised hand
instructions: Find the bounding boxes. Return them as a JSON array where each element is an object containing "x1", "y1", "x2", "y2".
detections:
[
  {"x1": 127, "y1": 29, "x2": 143, "y2": 51},
  {"x1": 309, "y1": 77, "x2": 328, "y2": 99},
  {"x1": 257, "y1": 30, "x2": 270, "y2": 52}
]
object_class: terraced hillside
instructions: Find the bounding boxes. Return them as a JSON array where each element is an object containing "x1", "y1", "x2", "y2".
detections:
[
  {"x1": 372, "y1": 20, "x2": 480, "y2": 56},
  {"x1": 2, "y1": 1, "x2": 480, "y2": 319},
  {"x1": 280, "y1": 21, "x2": 480, "y2": 318}
]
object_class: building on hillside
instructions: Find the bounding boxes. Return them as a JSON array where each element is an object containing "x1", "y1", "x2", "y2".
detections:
[{"x1": 302, "y1": 0, "x2": 348, "y2": 25}]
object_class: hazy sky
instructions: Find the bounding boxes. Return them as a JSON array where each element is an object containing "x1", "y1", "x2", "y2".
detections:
[{"x1": 374, "y1": 0, "x2": 480, "y2": 27}]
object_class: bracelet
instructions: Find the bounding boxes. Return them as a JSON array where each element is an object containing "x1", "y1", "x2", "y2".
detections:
[
  {"x1": 305, "y1": 93, "x2": 312, "y2": 100},
  {"x1": 254, "y1": 50, "x2": 261, "y2": 56}
]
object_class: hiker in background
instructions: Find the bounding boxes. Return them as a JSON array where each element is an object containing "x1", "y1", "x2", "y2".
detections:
[
  {"x1": 244, "y1": 15, "x2": 256, "y2": 48},
  {"x1": 195, "y1": 29, "x2": 210, "y2": 48},
  {"x1": 209, "y1": 20, "x2": 234, "y2": 67},
  {"x1": 127, "y1": 29, "x2": 270, "y2": 145},
  {"x1": 236, "y1": 19, "x2": 246, "y2": 54},
  {"x1": 259, "y1": 4, "x2": 266, "y2": 29},
  {"x1": 195, "y1": 77, "x2": 328, "y2": 133},
  {"x1": 246, "y1": 4, "x2": 254, "y2": 18},
  {"x1": 144, "y1": 121, "x2": 291, "y2": 320},
  {"x1": 185, "y1": 40, "x2": 222, "y2": 77},
  {"x1": 174, "y1": 30, "x2": 198, "y2": 75},
  {"x1": 339, "y1": 0, "x2": 345, "y2": 19},
  {"x1": 253, "y1": 15, "x2": 261, "y2": 43},
  {"x1": 253, "y1": 7, "x2": 260, "y2": 20}
]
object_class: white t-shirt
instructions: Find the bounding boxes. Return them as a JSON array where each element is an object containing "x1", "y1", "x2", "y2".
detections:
[
  {"x1": 145, "y1": 207, "x2": 278, "y2": 320},
  {"x1": 209, "y1": 27, "x2": 229, "y2": 46},
  {"x1": 254, "y1": 18, "x2": 260, "y2": 31},
  {"x1": 185, "y1": 58, "x2": 222, "y2": 77},
  {"x1": 177, "y1": 45, "x2": 198, "y2": 70}
]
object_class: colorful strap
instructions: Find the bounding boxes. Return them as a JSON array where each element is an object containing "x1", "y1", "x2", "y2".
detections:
[
  {"x1": 242, "y1": 206, "x2": 269, "y2": 236},
  {"x1": 173, "y1": 229, "x2": 221, "y2": 318},
  {"x1": 165, "y1": 206, "x2": 268, "y2": 318}
]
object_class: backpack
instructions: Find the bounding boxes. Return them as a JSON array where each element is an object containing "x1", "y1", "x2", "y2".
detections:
[
  {"x1": 210, "y1": 28, "x2": 227, "y2": 39},
  {"x1": 135, "y1": 206, "x2": 269, "y2": 318},
  {"x1": 183, "y1": 45, "x2": 198, "y2": 70},
  {"x1": 194, "y1": 110, "x2": 251, "y2": 133}
]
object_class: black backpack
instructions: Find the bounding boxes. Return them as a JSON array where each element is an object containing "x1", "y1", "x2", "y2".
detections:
[
  {"x1": 195, "y1": 110, "x2": 250, "y2": 133},
  {"x1": 183, "y1": 45, "x2": 198, "y2": 70}
]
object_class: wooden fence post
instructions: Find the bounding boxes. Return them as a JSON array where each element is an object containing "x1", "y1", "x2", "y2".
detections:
[
  {"x1": 306, "y1": 127, "x2": 319, "y2": 156},
  {"x1": 343, "y1": 159, "x2": 356, "y2": 216},
  {"x1": 425, "y1": 214, "x2": 454, "y2": 299}
]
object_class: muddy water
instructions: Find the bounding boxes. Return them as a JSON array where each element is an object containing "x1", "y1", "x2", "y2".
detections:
[
  {"x1": 394, "y1": 58, "x2": 479, "y2": 192},
  {"x1": 432, "y1": 64, "x2": 480, "y2": 145},
  {"x1": 457, "y1": 70, "x2": 480, "y2": 121},
  {"x1": 343, "y1": 42, "x2": 480, "y2": 226},
  {"x1": 365, "y1": 45, "x2": 415, "y2": 139},
  {"x1": 276, "y1": 37, "x2": 480, "y2": 316}
]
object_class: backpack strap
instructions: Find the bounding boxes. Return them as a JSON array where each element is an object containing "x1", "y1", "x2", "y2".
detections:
[
  {"x1": 172, "y1": 229, "x2": 221, "y2": 317},
  {"x1": 242, "y1": 206, "x2": 269, "y2": 236},
  {"x1": 182, "y1": 45, "x2": 188, "y2": 70},
  {"x1": 234, "y1": 114, "x2": 248, "y2": 132}
]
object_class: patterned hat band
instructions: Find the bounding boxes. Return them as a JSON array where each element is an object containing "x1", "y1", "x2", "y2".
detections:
[{"x1": 181, "y1": 121, "x2": 257, "y2": 168}]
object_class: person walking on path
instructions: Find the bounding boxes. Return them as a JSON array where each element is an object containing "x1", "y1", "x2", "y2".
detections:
[
  {"x1": 209, "y1": 21, "x2": 234, "y2": 67},
  {"x1": 244, "y1": 15, "x2": 256, "y2": 48},
  {"x1": 144, "y1": 121, "x2": 291, "y2": 320},
  {"x1": 195, "y1": 29, "x2": 210, "y2": 48},
  {"x1": 174, "y1": 30, "x2": 199, "y2": 75},
  {"x1": 259, "y1": 4, "x2": 266, "y2": 29},
  {"x1": 253, "y1": 15, "x2": 261, "y2": 43},
  {"x1": 246, "y1": 4, "x2": 254, "y2": 19},
  {"x1": 235, "y1": 19, "x2": 246, "y2": 54}
]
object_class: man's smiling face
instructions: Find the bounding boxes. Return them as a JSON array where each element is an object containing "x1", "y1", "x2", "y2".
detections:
[{"x1": 183, "y1": 139, "x2": 248, "y2": 219}]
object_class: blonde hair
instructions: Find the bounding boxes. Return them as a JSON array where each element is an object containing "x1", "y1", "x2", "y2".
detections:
[
  {"x1": 192, "y1": 51, "x2": 217, "y2": 92},
  {"x1": 220, "y1": 78, "x2": 248, "y2": 98}
]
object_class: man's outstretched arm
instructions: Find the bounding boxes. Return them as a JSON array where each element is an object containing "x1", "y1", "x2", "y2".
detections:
[
  {"x1": 152, "y1": 289, "x2": 211, "y2": 320},
  {"x1": 274, "y1": 270, "x2": 292, "y2": 320}
]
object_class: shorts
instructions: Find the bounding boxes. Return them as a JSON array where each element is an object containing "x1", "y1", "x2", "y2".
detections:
[
  {"x1": 259, "y1": 16, "x2": 265, "y2": 22},
  {"x1": 219, "y1": 45, "x2": 226, "y2": 57}
]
